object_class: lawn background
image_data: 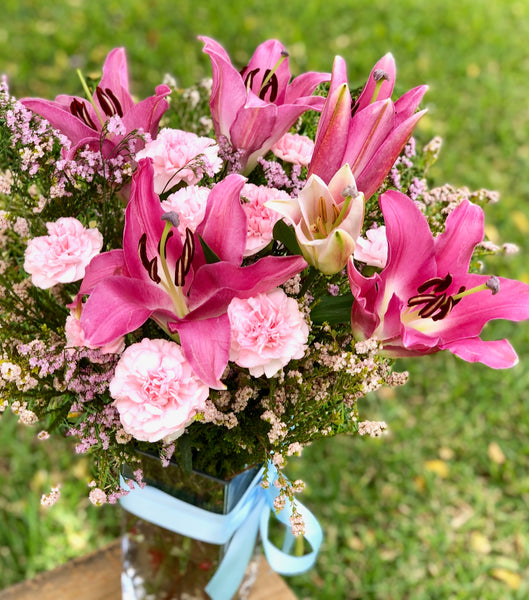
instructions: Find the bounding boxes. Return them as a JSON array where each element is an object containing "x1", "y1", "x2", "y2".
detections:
[{"x1": 1, "y1": 1, "x2": 529, "y2": 598}]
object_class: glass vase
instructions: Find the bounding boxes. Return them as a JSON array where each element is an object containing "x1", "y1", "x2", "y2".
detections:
[{"x1": 120, "y1": 451, "x2": 262, "y2": 600}]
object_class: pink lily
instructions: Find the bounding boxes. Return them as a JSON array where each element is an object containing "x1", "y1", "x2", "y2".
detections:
[
  {"x1": 348, "y1": 190, "x2": 529, "y2": 368},
  {"x1": 21, "y1": 48, "x2": 171, "y2": 160},
  {"x1": 199, "y1": 36, "x2": 330, "y2": 174},
  {"x1": 308, "y1": 54, "x2": 428, "y2": 200},
  {"x1": 266, "y1": 163, "x2": 364, "y2": 275},
  {"x1": 78, "y1": 159, "x2": 307, "y2": 388}
]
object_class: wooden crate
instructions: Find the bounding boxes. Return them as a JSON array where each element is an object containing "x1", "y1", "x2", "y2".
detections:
[{"x1": 0, "y1": 540, "x2": 297, "y2": 600}]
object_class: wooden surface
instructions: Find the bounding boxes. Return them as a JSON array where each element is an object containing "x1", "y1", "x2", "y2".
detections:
[{"x1": 0, "y1": 540, "x2": 297, "y2": 600}]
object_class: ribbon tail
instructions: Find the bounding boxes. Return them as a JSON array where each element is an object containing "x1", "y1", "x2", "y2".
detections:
[
  {"x1": 205, "y1": 496, "x2": 266, "y2": 600},
  {"x1": 260, "y1": 496, "x2": 323, "y2": 576}
]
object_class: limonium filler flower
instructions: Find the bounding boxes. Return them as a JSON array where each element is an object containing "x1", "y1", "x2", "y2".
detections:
[
  {"x1": 109, "y1": 338, "x2": 209, "y2": 443},
  {"x1": 348, "y1": 190, "x2": 529, "y2": 367},
  {"x1": 24, "y1": 217, "x2": 103, "y2": 289}
]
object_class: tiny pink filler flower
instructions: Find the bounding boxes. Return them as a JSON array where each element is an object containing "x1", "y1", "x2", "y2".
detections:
[
  {"x1": 24, "y1": 217, "x2": 103, "y2": 289},
  {"x1": 109, "y1": 338, "x2": 209, "y2": 442}
]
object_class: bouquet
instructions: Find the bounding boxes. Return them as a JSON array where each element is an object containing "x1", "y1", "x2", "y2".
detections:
[{"x1": 1, "y1": 35, "x2": 528, "y2": 568}]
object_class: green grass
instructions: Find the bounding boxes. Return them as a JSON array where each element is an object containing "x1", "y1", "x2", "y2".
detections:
[{"x1": 2, "y1": 1, "x2": 529, "y2": 598}]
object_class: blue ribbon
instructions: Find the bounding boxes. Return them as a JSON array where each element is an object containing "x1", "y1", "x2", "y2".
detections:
[{"x1": 119, "y1": 464, "x2": 323, "y2": 600}]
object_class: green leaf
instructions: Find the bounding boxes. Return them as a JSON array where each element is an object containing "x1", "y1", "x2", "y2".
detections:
[
  {"x1": 273, "y1": 220, "x2": 302, "y2": 255},
  {"x1": 198, "y1": 234, "x2": 221, "y2": 264},
  {"x1": 311, "y1": 293, "x2": 354, "y2": 324}
]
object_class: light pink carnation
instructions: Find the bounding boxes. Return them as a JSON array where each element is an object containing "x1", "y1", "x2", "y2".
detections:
[
  {"x1": 161, "y1": 185, "x2": 210, "y2": 236},
  {"x1": 353, "y1": 225, "x2": 388, "y2": 269},
  {"x1": 24, "y1": 217, "x2": 103, "y2": 289},
  {"x1": 135, "y1": 128, "x2": 222, "y2": 193},
  {"x1": 109, "y1": 338, "x2": 209, "y2": 442},
  {"x1": 241, "y1": 184, "x2": 290, "y2": 257},
  {"x1": 271, "y1": 133, "x2": 315, "y2": 167},
  {"x1": 228, "y1": 289, "x2": 309, "y2": 377}
]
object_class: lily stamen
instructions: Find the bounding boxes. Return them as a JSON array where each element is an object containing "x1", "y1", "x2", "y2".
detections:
[
  {"x1": 158, "y1": 221, "x2": 190, "y2": 317},
  {"x1": 407, "y1": 274, "x2": 500, "y2": 321},
  {"x1": 258, "y1": 51, "x2": 288, "y2": 101},
  {"x1": 95, "y1": 87, "x2": 124, "y2": 118}
]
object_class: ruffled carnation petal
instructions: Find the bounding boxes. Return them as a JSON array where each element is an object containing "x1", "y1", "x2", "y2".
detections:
[
  {"x1": 228, "y1": 288, "x2": 309, "y2": 377},
  {"x1": 135, "y1": 128, "x2": 222, "y2": 194},
  {"x1": 23, "y1": 217, "x2": 103, "y2": 289},
  {"x1": 109, "y1": 338, "x2": 209, "y2": 442}
]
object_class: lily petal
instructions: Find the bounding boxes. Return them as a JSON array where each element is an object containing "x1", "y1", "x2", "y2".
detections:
[
  {"x1": 354, "y1": 52, "x2": 396, "y2": 112},
  {"x1": 440, "y1": 337, "x2": 519, "y2": 369},
  {"x1": 176, "y1": 315, "x2": 231, "y2": 389},
  {"x1": 81, "y1": 275, "x2": 175, "y2": 345}
]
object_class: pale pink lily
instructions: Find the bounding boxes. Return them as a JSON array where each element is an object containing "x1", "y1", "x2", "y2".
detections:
[
  {"x1": 199, "y1": 36, "x2": 329, "y2": 174},
  {"x1": 348, "y1": 190, "x2": 529, "y2": 368},
  {"x1": 21, "y1": 48, "x2": 171, "y2": 160},
  {"x1": 266, "y1": 163, "x2": 364, "y2": 275},
  {"x1": 308, "y1": 54, "x2": 428, "y2": 200},
  {"x1": 78, "y1": 159, "x2": 307, "y2": 388}
]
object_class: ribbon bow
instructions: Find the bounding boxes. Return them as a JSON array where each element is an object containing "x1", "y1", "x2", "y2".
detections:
[{"x1": 120, "y1": 464, "x2": 322, "y2": 600}]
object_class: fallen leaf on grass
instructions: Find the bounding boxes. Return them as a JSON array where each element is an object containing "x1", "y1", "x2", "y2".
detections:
[
  {"x1": 438, "y1": 447, "x2": 454, "y2": 460},
  {"x1": 424, "y1": 459, "x2": 449, "y2": 478},
  {"x1": 413, "y1": 475, "x2": 426, "y2": 491},
  {"x1": 488, "y1": 441, "x2": 506, "y2": 465},
  {"x1": 484, "y1": 224, "x2": 499, "y2": 242},
  {"x1": 470, "y1": 531, "x2": 491, "y2": 554},
  {"x1": 450, "y1": 503, "x2": 474, "y2": 529},
  {"x1": 490, "y1": 568, "x2": 522, "y2": 590}
]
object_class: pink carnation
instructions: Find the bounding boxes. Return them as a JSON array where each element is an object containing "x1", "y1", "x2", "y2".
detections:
[
  {"x1": 241, "y1": 183, "x2": 290, "y2": 257},
  {"x1": 135, "y1": 128, "x2": 222, "y2": 193},
  {"x1": 109, "y1": 338, "x2": 209, "y2": 442},
  {"x1": 161, "y1": 185, "x2": 210, "y2": 236},
  {"x1": 24, "y1": 217, "x2": 103, "y2": 289},
  {"x1": 228, "y1": 289, "x2": 309, "y2": 377},
  {"x1": 353, "y1": 225, "x2": 388, "y2": 269},
  {"x1": 271, "y1": 133, "x2": 315, "y2": 167}
]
